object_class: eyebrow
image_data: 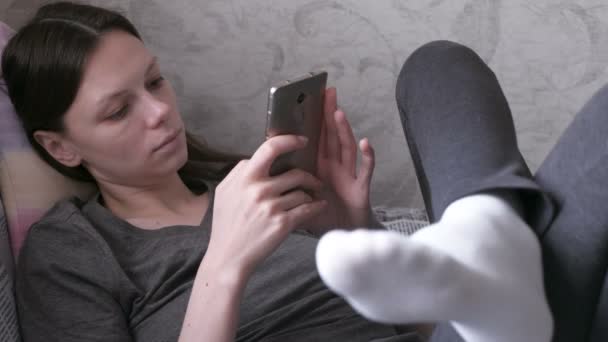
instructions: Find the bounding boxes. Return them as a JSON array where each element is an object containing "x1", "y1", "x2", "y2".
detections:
[{"x1": 96, "y1": 56, "x2": 159, "y2": 107}]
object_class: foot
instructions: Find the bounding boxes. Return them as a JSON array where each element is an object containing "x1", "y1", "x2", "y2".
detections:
[{"x1": 315, "y1": 193, "x2": 553, "y2": 342}]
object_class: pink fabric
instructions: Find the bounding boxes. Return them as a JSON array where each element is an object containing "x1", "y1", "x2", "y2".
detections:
[
  {"x1": 0, "y1": 22, "x2": 11, "y2": 47},
  {"x1": 7, "y1": 208, "x2": 46, "y2": 253}
]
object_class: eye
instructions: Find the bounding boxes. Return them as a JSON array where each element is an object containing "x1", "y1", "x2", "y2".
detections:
[
  {"x1": 148, "y1": 76, "x2": 165, "y2": 89},
  {"x1": 107, "y1": 105, "x2": 129, "y2": 121}
]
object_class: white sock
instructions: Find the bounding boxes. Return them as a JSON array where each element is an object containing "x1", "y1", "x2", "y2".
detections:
[{"x1": 315, "y1": 193, "x2": 553, "y2": 342}]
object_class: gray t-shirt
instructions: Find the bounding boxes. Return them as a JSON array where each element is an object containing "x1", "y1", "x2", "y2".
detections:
[{"x1": 16, "y1": 181, "x2": 420, "y2": 342}]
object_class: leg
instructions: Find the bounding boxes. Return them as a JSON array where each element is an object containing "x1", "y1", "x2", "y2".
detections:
[
  {"x1": 534, "y1": 84, "x2": 608, "y2": 341},
  {"x1": 395, "y1": 40, "x2": 554, "y2": 230},
  {"x1": 315, "y1": 41, "x2": 556, "y2": 342},
  {"x1": 396, "y1": 40, "x2": 555, "y2": 342}
]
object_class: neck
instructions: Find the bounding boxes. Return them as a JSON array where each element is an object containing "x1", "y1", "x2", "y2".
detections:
[{"x1": 97, "y1": 173, "x2": 199, "y2": 222}]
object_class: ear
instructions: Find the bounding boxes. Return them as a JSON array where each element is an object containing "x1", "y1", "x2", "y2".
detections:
[{"x1": 33, "y1": 130, "x2": 82, "y2": 167}]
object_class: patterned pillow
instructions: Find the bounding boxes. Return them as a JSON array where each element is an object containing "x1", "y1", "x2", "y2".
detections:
[
  {"x1": 0, "y1": 21, "x2": 96, "y2": 260},
  {"x1": 374, "y1": 206, "x2": 429, "y2": 235}
]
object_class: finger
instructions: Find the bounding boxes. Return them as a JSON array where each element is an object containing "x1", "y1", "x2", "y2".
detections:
[
  {"x1": 323, "y1": 88, "x2": 340, "y2": 162},
  {"x1": 334, "y1": 110, "x2": 357, "y2": 177},
  {"x1": 265, "y1": 168, "x2": 322, "y2": 195},
  {"x1": 221, "y1": 159, "x2": 248, "y2": 184},
  {"x1": 324, "y1": 87, "x2": 338, "y2": 119},
  {"x1": 357, "y1": 138, "x2": 375, "y2": 182},
  {"x1": 249, "y1": 135, "x2": 308, "y2": 178},
  {"x1": 274, "y1": 190, "x2": 314, "y2": 211},
  {"x1": 286, "y1": 199, "x2": 327, "y2": 229}
]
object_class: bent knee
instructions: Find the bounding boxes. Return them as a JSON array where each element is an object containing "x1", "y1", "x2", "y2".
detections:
[
  {"x1": 396, "y1": 40, "x2": 485, "y2": 98},
  {"x1": 400, "y1": 40, "x2": 480, "y2": 75}
]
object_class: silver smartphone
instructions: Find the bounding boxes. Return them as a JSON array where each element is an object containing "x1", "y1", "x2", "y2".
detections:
[{"x1": 265, "y1": 71, "x2": 328, "y2": 177}]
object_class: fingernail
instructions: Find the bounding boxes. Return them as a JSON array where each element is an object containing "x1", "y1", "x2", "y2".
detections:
[{"x1": 298, "y1": 136, "x2": 308, "y2": 143}]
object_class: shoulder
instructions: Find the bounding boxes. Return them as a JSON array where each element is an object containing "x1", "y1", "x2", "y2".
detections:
[
  {"x1": 15, "y1": 201, "x2": 132, "y2": 342},
  {"x1": 26, "y1": 196, "x2": 104, "y2": 247},
  {"x1": 18, "y1": 196, "x2": 115, "y2": 279}
]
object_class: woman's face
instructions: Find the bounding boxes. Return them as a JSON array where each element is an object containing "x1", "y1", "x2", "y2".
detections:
[{"x1": 41, "y1": 29, "x2": 188, "y2": 187}]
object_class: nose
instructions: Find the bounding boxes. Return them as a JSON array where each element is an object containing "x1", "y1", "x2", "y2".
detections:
[{"x1": 142, "y1": 92, "x2": 170, "y2": 128}]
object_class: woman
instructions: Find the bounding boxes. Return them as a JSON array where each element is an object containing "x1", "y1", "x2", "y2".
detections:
[
  {"x1": 2, "y1": 2, "x2": 412, "y2": 342},
  {"x1": 4, "y1": 2, "x2": 603, "y2": 342}
]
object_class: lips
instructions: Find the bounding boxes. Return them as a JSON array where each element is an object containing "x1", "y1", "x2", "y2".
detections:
[{"x1": 153, "y1": 127, "x2": 182, "y2": 152}]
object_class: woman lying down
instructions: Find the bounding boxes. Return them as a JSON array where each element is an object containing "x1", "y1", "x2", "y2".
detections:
[{"x1": 8, "y1": 2, "x2": 601, "y2": 342}]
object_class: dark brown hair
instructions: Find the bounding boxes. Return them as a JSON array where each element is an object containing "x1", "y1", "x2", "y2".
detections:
[{"x1": 1, "y1": 1, "x2": 243, "y2": 184}]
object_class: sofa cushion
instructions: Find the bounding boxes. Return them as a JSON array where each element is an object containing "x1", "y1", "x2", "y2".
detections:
[{"x1": 0, "y1": 21, "x2": 96, "y2": 260}]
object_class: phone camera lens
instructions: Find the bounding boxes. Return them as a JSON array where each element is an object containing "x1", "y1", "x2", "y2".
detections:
[{"x1": 297, "y1": 93, "x2": 306, "y2": 103}]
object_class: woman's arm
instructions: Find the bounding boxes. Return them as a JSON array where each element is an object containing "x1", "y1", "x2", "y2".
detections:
[
  {"x1": 178, "y1": 135, "x2": 328, "y2": 341},
  {"x1": 178, "y1": 255, "x2": 247, "y2": 342}
]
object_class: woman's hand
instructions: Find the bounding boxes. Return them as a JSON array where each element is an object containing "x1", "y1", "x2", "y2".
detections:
[
  {"x1": 205, "y1": 135, "x2": 327, "y2": 278},
  {"x1": 183, "y1": 136, "x2": 324, "y2": 342},
  {"x1": 304, "y1": 87, "x2": 377, "y2": 234}
]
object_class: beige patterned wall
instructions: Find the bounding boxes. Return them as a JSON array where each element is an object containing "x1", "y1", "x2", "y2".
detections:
[{"x1": 2, "y1": 0, "x2": 608, "y2": 209}]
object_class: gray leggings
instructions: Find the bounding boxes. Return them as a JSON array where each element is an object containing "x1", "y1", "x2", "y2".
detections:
[{"x1": 396, "y1": 41, "x2": 608, "y2": 342}]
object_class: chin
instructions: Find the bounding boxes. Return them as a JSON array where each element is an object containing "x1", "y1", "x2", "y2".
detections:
[
  {"x1": 157, "y1": 130, "x2": 188, "y2": 174},
  {"x1": 175, "y1": 139, "x2": 189, "y2": 169}
]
